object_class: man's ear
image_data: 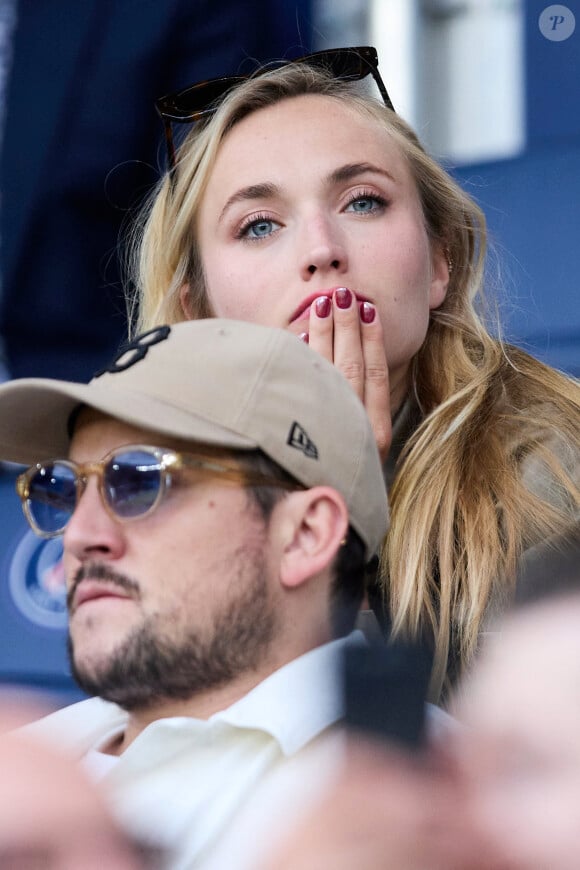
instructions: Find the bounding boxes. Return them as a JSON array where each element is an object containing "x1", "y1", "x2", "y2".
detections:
[
  {"x1": 179, "y1": 284, "x2": 193, "y2": 319},
  {"x1": 278, "y1": 487, "x2": 349, "y2": 591}
]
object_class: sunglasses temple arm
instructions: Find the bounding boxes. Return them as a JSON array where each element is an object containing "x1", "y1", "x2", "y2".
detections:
[
  {"x1": 373, "y1": 70, "x2": 395, "y2": 113},
  {"x1": 163, "y1": 118, "x2": 177, "y2": 171}
]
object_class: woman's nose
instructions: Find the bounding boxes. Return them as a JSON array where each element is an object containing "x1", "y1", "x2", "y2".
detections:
[{"x1": 299, "y1": 218, "x2": 348, "y2": 281}]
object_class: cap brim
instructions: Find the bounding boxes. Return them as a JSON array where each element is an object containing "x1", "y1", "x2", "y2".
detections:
[{"x1": 0, "y1": 379, "x2": 256, "y2": 464}]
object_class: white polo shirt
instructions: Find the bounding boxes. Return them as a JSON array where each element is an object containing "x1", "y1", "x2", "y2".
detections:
[
  {"x1": 21, "y1": 634, "x2": 352, "y2": 868},
  {"x1": 22, "y1": 632, "x2": 451, "y2": 869}
]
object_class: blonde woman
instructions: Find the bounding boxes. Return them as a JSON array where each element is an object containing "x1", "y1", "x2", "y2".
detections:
[{"x1": 128, "y1": 47, "x2": 579, "y2": 699}]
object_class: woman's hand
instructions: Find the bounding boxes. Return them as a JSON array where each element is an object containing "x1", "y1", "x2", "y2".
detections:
[{"x1": 305, "y1": 288, "x2": 392, "y2": 462}]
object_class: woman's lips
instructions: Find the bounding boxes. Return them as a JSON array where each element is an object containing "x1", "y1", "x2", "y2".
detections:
[{"x1": 289, "y1": 289, "x2": 371, "y2": 324}]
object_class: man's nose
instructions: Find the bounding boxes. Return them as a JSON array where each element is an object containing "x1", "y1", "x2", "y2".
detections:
[{"x1": 63, "y1": 479, "x2": 126, "y2": 564}]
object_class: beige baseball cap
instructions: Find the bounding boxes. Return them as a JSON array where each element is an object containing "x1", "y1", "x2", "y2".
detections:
[{"x1": 0, "y1": 319, "x2": 388, "y2": 556}]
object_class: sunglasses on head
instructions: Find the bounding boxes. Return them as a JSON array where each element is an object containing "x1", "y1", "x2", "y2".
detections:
[
  {"x1": 17, "y1": 444, "x2": 299, "y2": 539},
  {"x1": 156, "y1": 45, "x2": 394, "y2": 169}
]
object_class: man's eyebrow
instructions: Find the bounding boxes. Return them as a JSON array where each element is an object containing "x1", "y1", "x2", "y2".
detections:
[
  {"x1": 328, "y1": 162, "x2": 397, "y2": 185},
  {"x1": 219, "y1": 183, "x2": 279, "y2": 223}
]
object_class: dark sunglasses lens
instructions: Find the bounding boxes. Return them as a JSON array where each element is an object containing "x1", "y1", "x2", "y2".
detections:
[
  {"x1": 26, "y1": 463, "x2": 77, "y2": 534},
  {"x1": 320, "y1": 48, "x2": 391, "y2": 109},
  {"x1": 104, "y1": 450, "x2": 164, "y2": 519},
  {"x1": 163, "y1": 49, "x2": 373, "y2": 120},
  {"x1": 163, "y1": 76, "x2": 244, "y2": 119},
  {"x1": 319, "y1": 48, "x2": 370, "y2": 79}
]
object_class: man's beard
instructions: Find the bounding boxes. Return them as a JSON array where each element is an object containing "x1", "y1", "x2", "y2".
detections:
[{"x1": 67, "y1": 553, "x2": 277, "y2": 712}]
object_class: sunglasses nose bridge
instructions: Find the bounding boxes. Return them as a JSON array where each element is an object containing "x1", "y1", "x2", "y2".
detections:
[{"x1": 73, "y1": 460, "x2": 107, "y2": 506}]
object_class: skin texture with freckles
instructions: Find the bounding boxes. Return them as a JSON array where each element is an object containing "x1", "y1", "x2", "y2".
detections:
[{"x1": 195, "y1": 94, "x2": 449, "y2": 441}]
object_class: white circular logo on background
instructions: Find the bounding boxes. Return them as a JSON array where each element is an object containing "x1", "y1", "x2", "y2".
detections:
[
  {"x1": 8, "y1": 531, "x2": 67, "y2": 629},
  {"x1": 539, "y1": 5, "x2": 576, "y2": 41}
]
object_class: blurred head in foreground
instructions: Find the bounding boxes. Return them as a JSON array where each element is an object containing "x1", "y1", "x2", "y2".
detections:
[
  {"x1": 0, "y1": 727, "x2": 146, "y2": 869},
  {"x1": 456, "y1": 574, "x2": 580, "y2": 870}
]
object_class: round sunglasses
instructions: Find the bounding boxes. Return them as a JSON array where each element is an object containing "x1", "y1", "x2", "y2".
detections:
[{"x1": 16, "y1": 445, "x2": 299, "y2": 539}]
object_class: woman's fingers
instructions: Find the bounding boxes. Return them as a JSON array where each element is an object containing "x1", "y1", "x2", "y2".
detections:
[
  {"x1": 331, "y1": 288, "x2": 366, "y2": 402},
  {"x1": 306, "y1": 288, "x2": 392, "y2": 462},
  {"x1": 359, "y1": 304, "x2": 392, "y2": 461},
  {"x1": 307, "y1": 295, "x2": 334, "y2": 362}
]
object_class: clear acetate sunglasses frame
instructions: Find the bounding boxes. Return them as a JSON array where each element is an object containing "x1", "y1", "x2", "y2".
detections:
[{"x1": 16, "y1": 444, "x2": 300, "y2": 539}]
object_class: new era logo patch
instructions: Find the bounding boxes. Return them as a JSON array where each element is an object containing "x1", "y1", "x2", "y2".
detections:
[{"x1": 287, "y1": 422, "x2": 319, "y2": 459}]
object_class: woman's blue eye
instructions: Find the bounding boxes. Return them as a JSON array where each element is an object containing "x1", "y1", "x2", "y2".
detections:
[
  {"x1": 346, "y1": 195, "x2": 386, "y2": 214},
  {"x1": 240, "y1": 217, "x2": 280, "y2": 239}
]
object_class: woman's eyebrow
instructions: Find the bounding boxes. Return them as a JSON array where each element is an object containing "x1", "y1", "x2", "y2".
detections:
[
  {"x1": 217, "y1": 163, "x2": 396, "y2": 224},
  {"x1": 218, "y1": 182, "x2": 279, "y2": 223},
  {"x1": 328, "y1": 162, "x2": 397, "y2": 185}
]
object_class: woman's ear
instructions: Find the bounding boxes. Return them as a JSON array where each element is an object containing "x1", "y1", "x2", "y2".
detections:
[
  {"x1": 179, "y1": 283, "x2": 193, "y2": 319},
  {"x1": 429, "y1": 243, "x2": 451, "y2": 311},
  {"x1": 277, "y1": 487, "x2": 349, "y2": 591}
]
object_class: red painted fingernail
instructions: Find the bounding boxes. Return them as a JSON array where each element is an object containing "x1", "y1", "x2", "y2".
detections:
[
  {"x1": 298, "y1": 332, "x2": 309, "y2": 344},
  {"x1": 360, "y1": 301, "x2": 376, "y2": 324},
  {"x1": 335, "y1": 288, "x2": 352, "y2": 309},
  {"x1": 315, "y1": 296, "x2": 331, "y2": 318}
]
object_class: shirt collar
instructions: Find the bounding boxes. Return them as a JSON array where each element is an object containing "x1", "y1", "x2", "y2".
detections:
[{"x1": 210, "y1": 631, "x2": 365, "y2": 756}]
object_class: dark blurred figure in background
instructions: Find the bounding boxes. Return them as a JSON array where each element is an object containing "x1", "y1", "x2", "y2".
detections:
[
  {"x1": 0, "y1": 0, "x2": 313, "y2": 381},
  {"x1": 514, "y1": 522, "x2": 580, "y2": 605}
]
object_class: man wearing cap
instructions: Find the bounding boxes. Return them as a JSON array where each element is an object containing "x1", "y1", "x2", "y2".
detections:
[{"x1": 0, "y1": 319, "x2": 388, "y2": 867}]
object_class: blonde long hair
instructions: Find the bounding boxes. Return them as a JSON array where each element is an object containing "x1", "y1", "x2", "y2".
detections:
[{"x1": 128, "y1": 65, "x2": 580, "y2": 699}]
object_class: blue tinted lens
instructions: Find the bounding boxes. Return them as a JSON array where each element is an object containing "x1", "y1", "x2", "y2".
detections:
[
  {"x1": 27, "y1": 463, "x2": 77, "y2": 534},
  {"x1": 104, "y1": 449, "x2": 163, "y2": 519}
]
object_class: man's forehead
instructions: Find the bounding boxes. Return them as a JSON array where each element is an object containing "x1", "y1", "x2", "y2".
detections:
[
  {"x1": 69, "y1": 407, "x2": 148, "y2": 451},
  {"x1": 68, "y1": 406, "x2": 238, "y2": 461},
  {"x1": 71, "y1": 405, "x2": 117, "y2": 432}
]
